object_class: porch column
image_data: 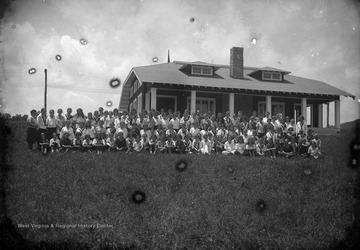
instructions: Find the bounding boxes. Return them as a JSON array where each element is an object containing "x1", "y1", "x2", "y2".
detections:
[
  {"x1": 229, "y1": 93, "x2": 235, "y2": 117},
  {"x1": 301, "y1": 98, "x2": 307, "y2": 122},
  {"x1": 318, "y1": 104, "x2": 323, "y2": 128},
  {"x1": 145, "y1": 91, "x2": 150, "y2": 111},
  {"x1": 266, "y1": 95, "x2": 271, "y2": 117},
  {"x1": 335, "y1": 99, "x2": 340, "y2": 129},
  {"x1": 191, "y1": 90, "x2": 196, "y2": 114},
  {"x1": 150, "y1": 87, "x2": 157, "y2": 110}
]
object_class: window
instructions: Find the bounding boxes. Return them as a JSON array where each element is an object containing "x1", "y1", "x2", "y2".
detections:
[
  {"x1": 187, "y1": 97, "x2": 216, "y2": 114},
  {"x1": 263, "y1": 72, "x2": 272, "y2": 79},
  {"x1": 262, "y1": 71, "x2": 282, "y2": 81},
  {"x1": 272, "y1": 73, "x2": 281, "y2": 80},
  {"x1": 191, "y1": 66, "x2": 213, "y2": 76}
]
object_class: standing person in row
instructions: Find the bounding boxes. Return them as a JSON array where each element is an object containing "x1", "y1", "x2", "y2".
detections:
[
  {"x1": 37, "y1": 108, "x2": 47, "y2": 149},
  {"x1": 65, "y1": 108, "x2": 73, "y2": 122},
  {"x1": 56, "y1": 109, "x2": 66, "y2": 134},
  {"x1": 296, "y1": 115, "x2": 307, "y2": 135},
  {"x1": 74, "y1": 108, "x2": 86, "y2": 131},
  {"x1": 46, "y1": 109, "x2": 58, "y2": 140},
  {"x1": 27, "y1": 109, "x2": 38, "y2": 149}
]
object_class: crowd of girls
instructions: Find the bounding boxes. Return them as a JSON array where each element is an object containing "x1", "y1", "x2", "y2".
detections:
[{"x1": 26, "y1": 107, "x2": 322, "y2": 158}]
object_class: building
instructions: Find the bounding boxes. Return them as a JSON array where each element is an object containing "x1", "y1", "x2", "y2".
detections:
[{"x1": 119, "y1": 47, "x2": 354, "y2": 128}]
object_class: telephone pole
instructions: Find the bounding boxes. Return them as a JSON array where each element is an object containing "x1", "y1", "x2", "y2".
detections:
[{"x1": 44, "y1": 69, "x2": 47, "y2": 113}]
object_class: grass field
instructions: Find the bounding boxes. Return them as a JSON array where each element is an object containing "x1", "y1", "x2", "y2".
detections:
[{"x1": 2, "y1": 120, "x2": 358, "y2": 249}]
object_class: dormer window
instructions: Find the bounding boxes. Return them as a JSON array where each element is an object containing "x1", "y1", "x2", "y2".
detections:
[
  {"x1": 262, "y1": 71, "x2": 282, "y2": 81},
  {"x1": 191, "y1": 65, "x2": 213, "y2": 76}
]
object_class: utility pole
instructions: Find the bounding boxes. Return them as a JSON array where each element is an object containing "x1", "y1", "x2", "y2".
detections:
[{"x1": 44, "y1": 69, "x2": 47, "y2": 113}]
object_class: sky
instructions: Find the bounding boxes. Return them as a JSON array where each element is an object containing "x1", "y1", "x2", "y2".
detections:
[{"x1": 0, "y1": 0, "x2": 359, "y2": 124}]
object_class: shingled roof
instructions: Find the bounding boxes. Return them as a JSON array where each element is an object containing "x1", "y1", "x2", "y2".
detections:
[
  {"x1": 119, "y1": 61, "x2": 354, "y2": 110},
  {"x1": 133, "y1": 62, "x2": 353, "y2": 97}
]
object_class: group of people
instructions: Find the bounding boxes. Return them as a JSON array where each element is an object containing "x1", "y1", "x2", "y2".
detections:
[{"x1": 26, "y1": 107, "x2": 322, "y2": 158}]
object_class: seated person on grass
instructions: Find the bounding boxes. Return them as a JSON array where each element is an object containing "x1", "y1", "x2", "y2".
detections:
[
  {"x1": 82, "y1": 134, "x2": 93, "y2": 152},
  {"x1": 165, "y1": 124, "x2": 177, "y2": 138},
  {"x1": 73, "y1": 132, "x2": 82, "y2": 151},
  {"x1": 106, "y1": 132, "x2": 116, "y2": 152},
  {"x1": 39, "y1": 132, "x2": 49, "y2": 155},
  {"x1": 177, "y1": 123, "x2": 189, "y2": 140},
  {"x1": 278, "y1": 138, "x2": 295, "y2": 158},
  {"x1": 133, "y1": 135, "x2": 144, "y2": 153},
  {"x1": 148, "y1": 134, "x2": 158, "y2": 154},
  {"x1": 265, "y1": 138, "x2": 276, "y2": 159},
  {"x1": 156, "y1": 135, "x2": 167, "y2": 154},
  {"x1": 255, "y1": 137, "x2": 265, "y2": 156},
  {"x1": 61, "y1": 132, "x2": 73, "y2": 152},
  {"x1": 200, "y1": 134, "x2": 212, "y2": 155},
  {"x1": 235, "y1": 135, "x2": 246, "y2": 155},
  {"x1": 81, "y1": 121, "x2": 95, "y2": 140},
  {"x1": 213, "y1": 134, "x2": 224, "y2": 154},
  {"x1": 165, "y1": 135, "x2": 176, "y2": 154},
  {"x1": 183, "y1": 135, "x2": 192, "y2": 153},
  {"x1": 222, "y1": 136, "x2": 236, "y2": 155},
  {"x1": 60, "y1": 120, "x2": 75, "y2": 142},
  {"x1": 141, "y1": 133, "x2": 150, "y2": 152},
  {"x1": 246, "y1": 136, "x2": 256, "y2": 157},
  {"x1": 126, "y1": 133, "x2": 135, "y2": 153},
  {"x1": 312, "y1": 134, "x2": 322, "y2": 155},
  {"x1": 190, "y1": 134, "x2": 201, "y2": 154},
  {"x1": 175, "y1": 134, "x2": 186, "y2": 154},
  {"x1": 115, "y1": 132, "x2": 127, "y2": 151},
  {"x1": 297, "y1": 131, "x2": 309, "y2": 156},
  {"x1": 49, "y1": 132, "x2": 60, "y2": 153},
  {"x1": 93, "y1": 133, "x2": 106, "y2": 154},
  {"x1": 307, "y1": 140, "x2": 321, "y2": 159}
]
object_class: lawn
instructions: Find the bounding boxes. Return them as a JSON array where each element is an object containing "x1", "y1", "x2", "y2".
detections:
[{"x1": 2, "y1": 120, "x2": 358, "y2": 249}]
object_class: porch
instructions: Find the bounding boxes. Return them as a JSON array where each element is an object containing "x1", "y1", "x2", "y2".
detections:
[{"x1": 135, "y1": 84, "x2": 341, "y2": 129}]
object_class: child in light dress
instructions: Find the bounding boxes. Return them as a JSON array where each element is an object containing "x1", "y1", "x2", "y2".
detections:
[
  {"x1": 93, "y1": 133, "x2": 106, "y2": 154},
  {"x1": 73, "y1": 132, "x2": 82, "y2": 152},
  {"x1": 49, "y1": 132, "x2": 60, "y2": 153},
  {"x1": 165, "y1": 135, "x2": 176, "y2": 154},
  {"x1": 235, "y1": 135, "x2": 246, "y2": 155},
  {"x1": 82, "y1": 134, "x2": 93, "y2": 152},
  {"x1": 307, "y1": 140, "x2": 320, "y2": 159},
  {"x1": 133, "y1": 135, "x2": 144, "y2": 153},
  {"x1": 106, "y1": 132, "x2": 116, "y2": 152},
  {"x1": 223, "y1": 136, "x2": 236, "y2": 155},
  {"x1": 39, "y1": 132, "x2": 49, "y2": 155},
  {"x1": 200, "y1": 134, "x2": 212, "y2": 155},
  {"x1": 148, "y1": 135, "x2": 158, "y2": 154},
  {"x1": 156, "y1": 135, "x2": 167, "y2": 154}
]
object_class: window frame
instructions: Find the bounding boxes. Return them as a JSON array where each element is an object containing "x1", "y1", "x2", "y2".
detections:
[
  {"x1": 191, "y1": 65, "x2": 213, "y2": 76},
  {"x1": 262, "y1": 71, "x2": 283, "y2": 81}
]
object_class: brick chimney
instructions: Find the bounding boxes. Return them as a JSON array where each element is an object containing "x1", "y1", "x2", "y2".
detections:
[{"x1": 230, "y1": 47, "x2": 244, "y2": 79}]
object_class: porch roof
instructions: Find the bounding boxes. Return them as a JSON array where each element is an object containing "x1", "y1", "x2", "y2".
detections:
[{"x1": 131, "y1": 62, "x2": 354, "y2": 99}]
